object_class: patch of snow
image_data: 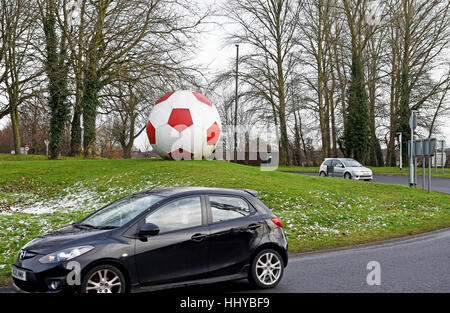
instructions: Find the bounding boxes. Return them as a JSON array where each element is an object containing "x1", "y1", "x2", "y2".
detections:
[{"x1": 2, "y1": 173, "x2": 194, "y2": 215}]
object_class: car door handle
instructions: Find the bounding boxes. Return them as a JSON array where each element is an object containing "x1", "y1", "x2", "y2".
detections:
[
  {"x1": 191, "y1": 233, "x2": 207, "y2": 241},
  {"x1": 247, "y1": 223, "x2": 261, "y2": 230}
]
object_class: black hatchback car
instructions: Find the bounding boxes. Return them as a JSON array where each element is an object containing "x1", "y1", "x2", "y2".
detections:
[{"x1": 12, "y1": 187, "x2": 288, "y2": 293}]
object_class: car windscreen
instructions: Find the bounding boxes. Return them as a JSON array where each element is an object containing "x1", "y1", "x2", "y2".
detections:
[
  {"x1": 323, "y1": 160, "x2": 332, "y2": 166},
  {"x1": 77, "y1": 194, "x2": 164, "y2": 229},
  {"x1": 342, "y1": 159, "x2": 363, "y2": 167}
]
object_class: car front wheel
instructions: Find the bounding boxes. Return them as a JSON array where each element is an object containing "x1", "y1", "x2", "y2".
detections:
[
  {"x1": 249, "y1": 249, "x2": 284, "y2": 289},
  {"x1": 81, "y1": 264, "x2": 126, "y2": 293},
  {"x1": 344, "y1": 173, "x2": 352, "y2": 179}
]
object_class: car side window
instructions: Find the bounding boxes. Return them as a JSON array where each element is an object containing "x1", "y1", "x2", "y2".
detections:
[
  {"x1": 209, "y1": 196, "x2": 251, "y2": 223},
  {"x1": 324, "y1": 160, "x2": 332, "y2": 166},
  {"x1": 145, "y1": 197, "x2": 202, "y2": 234},
  {"x1": 332, "y1": 160, "x2": 343, "y2": 168}
]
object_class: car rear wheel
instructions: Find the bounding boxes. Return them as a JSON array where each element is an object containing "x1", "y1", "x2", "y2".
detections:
[
  {"x1": 319, "y1": 171, "x2": 327, "y2": 177},
  {"x1": 249, "y1": 249, "x2": 284, "y2": 289},
  {"x1": 81, "y1": 264, "x2": 126, "y2": 293}
]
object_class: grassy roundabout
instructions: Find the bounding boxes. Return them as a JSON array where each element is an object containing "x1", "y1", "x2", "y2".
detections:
[{"x1": 0, "y1": 155, "x2": 449, "y2": 285}]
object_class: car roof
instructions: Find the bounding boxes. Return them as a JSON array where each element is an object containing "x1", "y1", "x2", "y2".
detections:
[
  {"x1": 133, "y1": 187, "x2": 258, "y2": 198},
  {"x1": 324, "y1": 158, "x2": 355, "y2": 161}
]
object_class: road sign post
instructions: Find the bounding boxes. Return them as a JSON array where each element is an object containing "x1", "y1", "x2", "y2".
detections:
[
  {"x1": 423, "y1": 139, "x2": 430, "y2": 193},
  {"x1": 442, "y1": 140, "x2": 445, "y2": 175},
  {"x1": 428, "y1": 154, "x2": 431, "y2": 193},
  {"x1": 414, "y1": 142, "x2": 417, "y2": 187},
  {"x1": 422, "y1": 156, "x2": 425, "y2": 191},
  {"x1": 435, "y1": 142, "x2": 437, "y2": 174},
  {"x1": 415, "y1": 140, "x2": 424, "y2": 191},
  {"x1": 430, "y1": 139, "x2": 436, "y2": 194},
  {"x1": 423, "y1": 138, "x2": 436, "y2": 194}
]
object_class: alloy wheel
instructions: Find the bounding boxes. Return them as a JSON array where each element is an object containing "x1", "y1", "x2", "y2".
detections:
[
  {"x1": 255, "y1": 251, "x2": 282, "y2": 286},
  {"x1": 85, "y1": 268, "x2": 123, "y2": 293}
]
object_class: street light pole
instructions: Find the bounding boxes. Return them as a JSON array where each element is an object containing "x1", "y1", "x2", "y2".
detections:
[
  {"x1": 234, "y1": 44, "x2": 239, "y2": 163},
  {"x1": 44, "y1": 139, "x2": 49, "y2": 157},
  {"x1": 409, "y1": 110, "x2": 418, "y2": 187},
  {"x1": 397, "y1": 132, "x2": 402, "y2": 170}
]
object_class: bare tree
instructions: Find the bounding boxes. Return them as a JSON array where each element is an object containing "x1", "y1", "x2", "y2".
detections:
[
  {"x1": 0, "y1": 0, "x2": 43, "y2": 154},
  {"x1": 364, "y1": 4, "x2": 388, "y2": 166},
  {"x1": 101, "y1": 77, "x2": 153, "y2": 159},
  {"x1": 223, "y1": 0, "x2": 302, "y2": 165},
  {"x1": 53, "y1": 0, "x2": 205, "y2": 157},
  {"x1": 385, "y1": 0, "x2": 450, "y2": 165},
  {"x1": 300, "y1": 0, "x2": 339, "y2": 158}
]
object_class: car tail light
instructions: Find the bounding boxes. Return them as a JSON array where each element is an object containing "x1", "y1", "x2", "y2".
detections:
[{"x1": 271, "y1": 217, "x2": 283, "y2": 228}]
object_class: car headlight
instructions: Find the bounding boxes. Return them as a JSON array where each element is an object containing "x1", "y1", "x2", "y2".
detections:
[{"x1": 39, "y1": 246, "x2": 94, "y2": 264}]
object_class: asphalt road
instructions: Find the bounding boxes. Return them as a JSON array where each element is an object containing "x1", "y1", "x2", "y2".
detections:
[
  {"x1": 163, "y1": 228, "x2": 450, "y2": 293},
  {"x1": 1, "y1": 229, "x2": 449, "y2": 293},
  {"x1": 284, "y1": 171, "x2": 450, "y2": 194}
]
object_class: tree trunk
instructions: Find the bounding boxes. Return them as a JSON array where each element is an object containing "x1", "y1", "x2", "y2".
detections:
[
  {"x1": 82, "y1": 67, "x2": 101, "y2": 157},
  {"x1": 386, "y1": 29, "x2": 399, "y2": 167},
  {"x1": 330, "y1": 97, "x2": 337, "y2": 157},
  {"x1": 122, "y1": 144, "x2": 132, "y2": 159},
  {"x1": 10, "y1": 105, "x2": 21, "y2": 154},
  {"x1": 324, "y1": 88, "x2": 331, "y2": 157},
  {"x1": 278, "y1": 109, "x2": 290, "y2": 166},
  {"x1": 397, "y1": 0, "x2": 412, "y2": 167},
  {"x1": 44, "y1": 1, "x2": 70, "y2": 160},
  {"x1": 70, "y1": 85, "x2": 83, "y2": 156},
  {"x1": 368, "y1": 61, "x2": 378, "y2": 166},
  {"x1": 293, "y1": 108, "x2": 303, "y2": 165}
]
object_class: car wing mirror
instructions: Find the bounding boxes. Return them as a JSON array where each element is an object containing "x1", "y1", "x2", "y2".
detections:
[{"x1": 139, "y1": 223, "x2": 160, "y2": 237}]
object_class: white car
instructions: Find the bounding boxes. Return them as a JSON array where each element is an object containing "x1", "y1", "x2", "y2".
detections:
[{"x1": 319, "y1": 158, "x2": 373, "y2": 181}]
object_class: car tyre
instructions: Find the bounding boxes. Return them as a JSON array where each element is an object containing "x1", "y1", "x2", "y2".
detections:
[
  {"x1": 344, "y1": 173, "x2": 352, "y2": 180},
  {"x1": 249, "y1": 249, "x2": 284, "y2": 289},
  {"x1": 81, "y1": 264, "x2": 126, "y2": 293},
  {"x1": 319, "y1": 171, "x2": 327, "y2": 177}
]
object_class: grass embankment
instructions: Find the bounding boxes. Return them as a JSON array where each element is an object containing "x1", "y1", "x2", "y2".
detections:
[
  {"x1": 0, "y1": 156, "x2": 449, "y2": 285},
  {"x1": 278, "y1": 166, "x2": 450, "y2": 178}
]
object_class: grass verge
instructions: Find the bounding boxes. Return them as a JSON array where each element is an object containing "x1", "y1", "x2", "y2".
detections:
[{"x1": 0, "y1": 158, "x2": 449, "y2": 285}]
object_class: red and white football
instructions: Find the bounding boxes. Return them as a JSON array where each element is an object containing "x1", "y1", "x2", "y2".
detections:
[{"x1": 146, "y1": 90, "x2": 222, "y2": 160}]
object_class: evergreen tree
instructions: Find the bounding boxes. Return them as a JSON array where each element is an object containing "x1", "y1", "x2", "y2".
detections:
[{"x1": 343, "y1": 54, "x2": 371, "y2": 163}]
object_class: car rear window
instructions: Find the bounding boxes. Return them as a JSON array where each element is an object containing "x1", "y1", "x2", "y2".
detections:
[{"x1": 209, "y1": 196, "x2": 251, "y2": 223}]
